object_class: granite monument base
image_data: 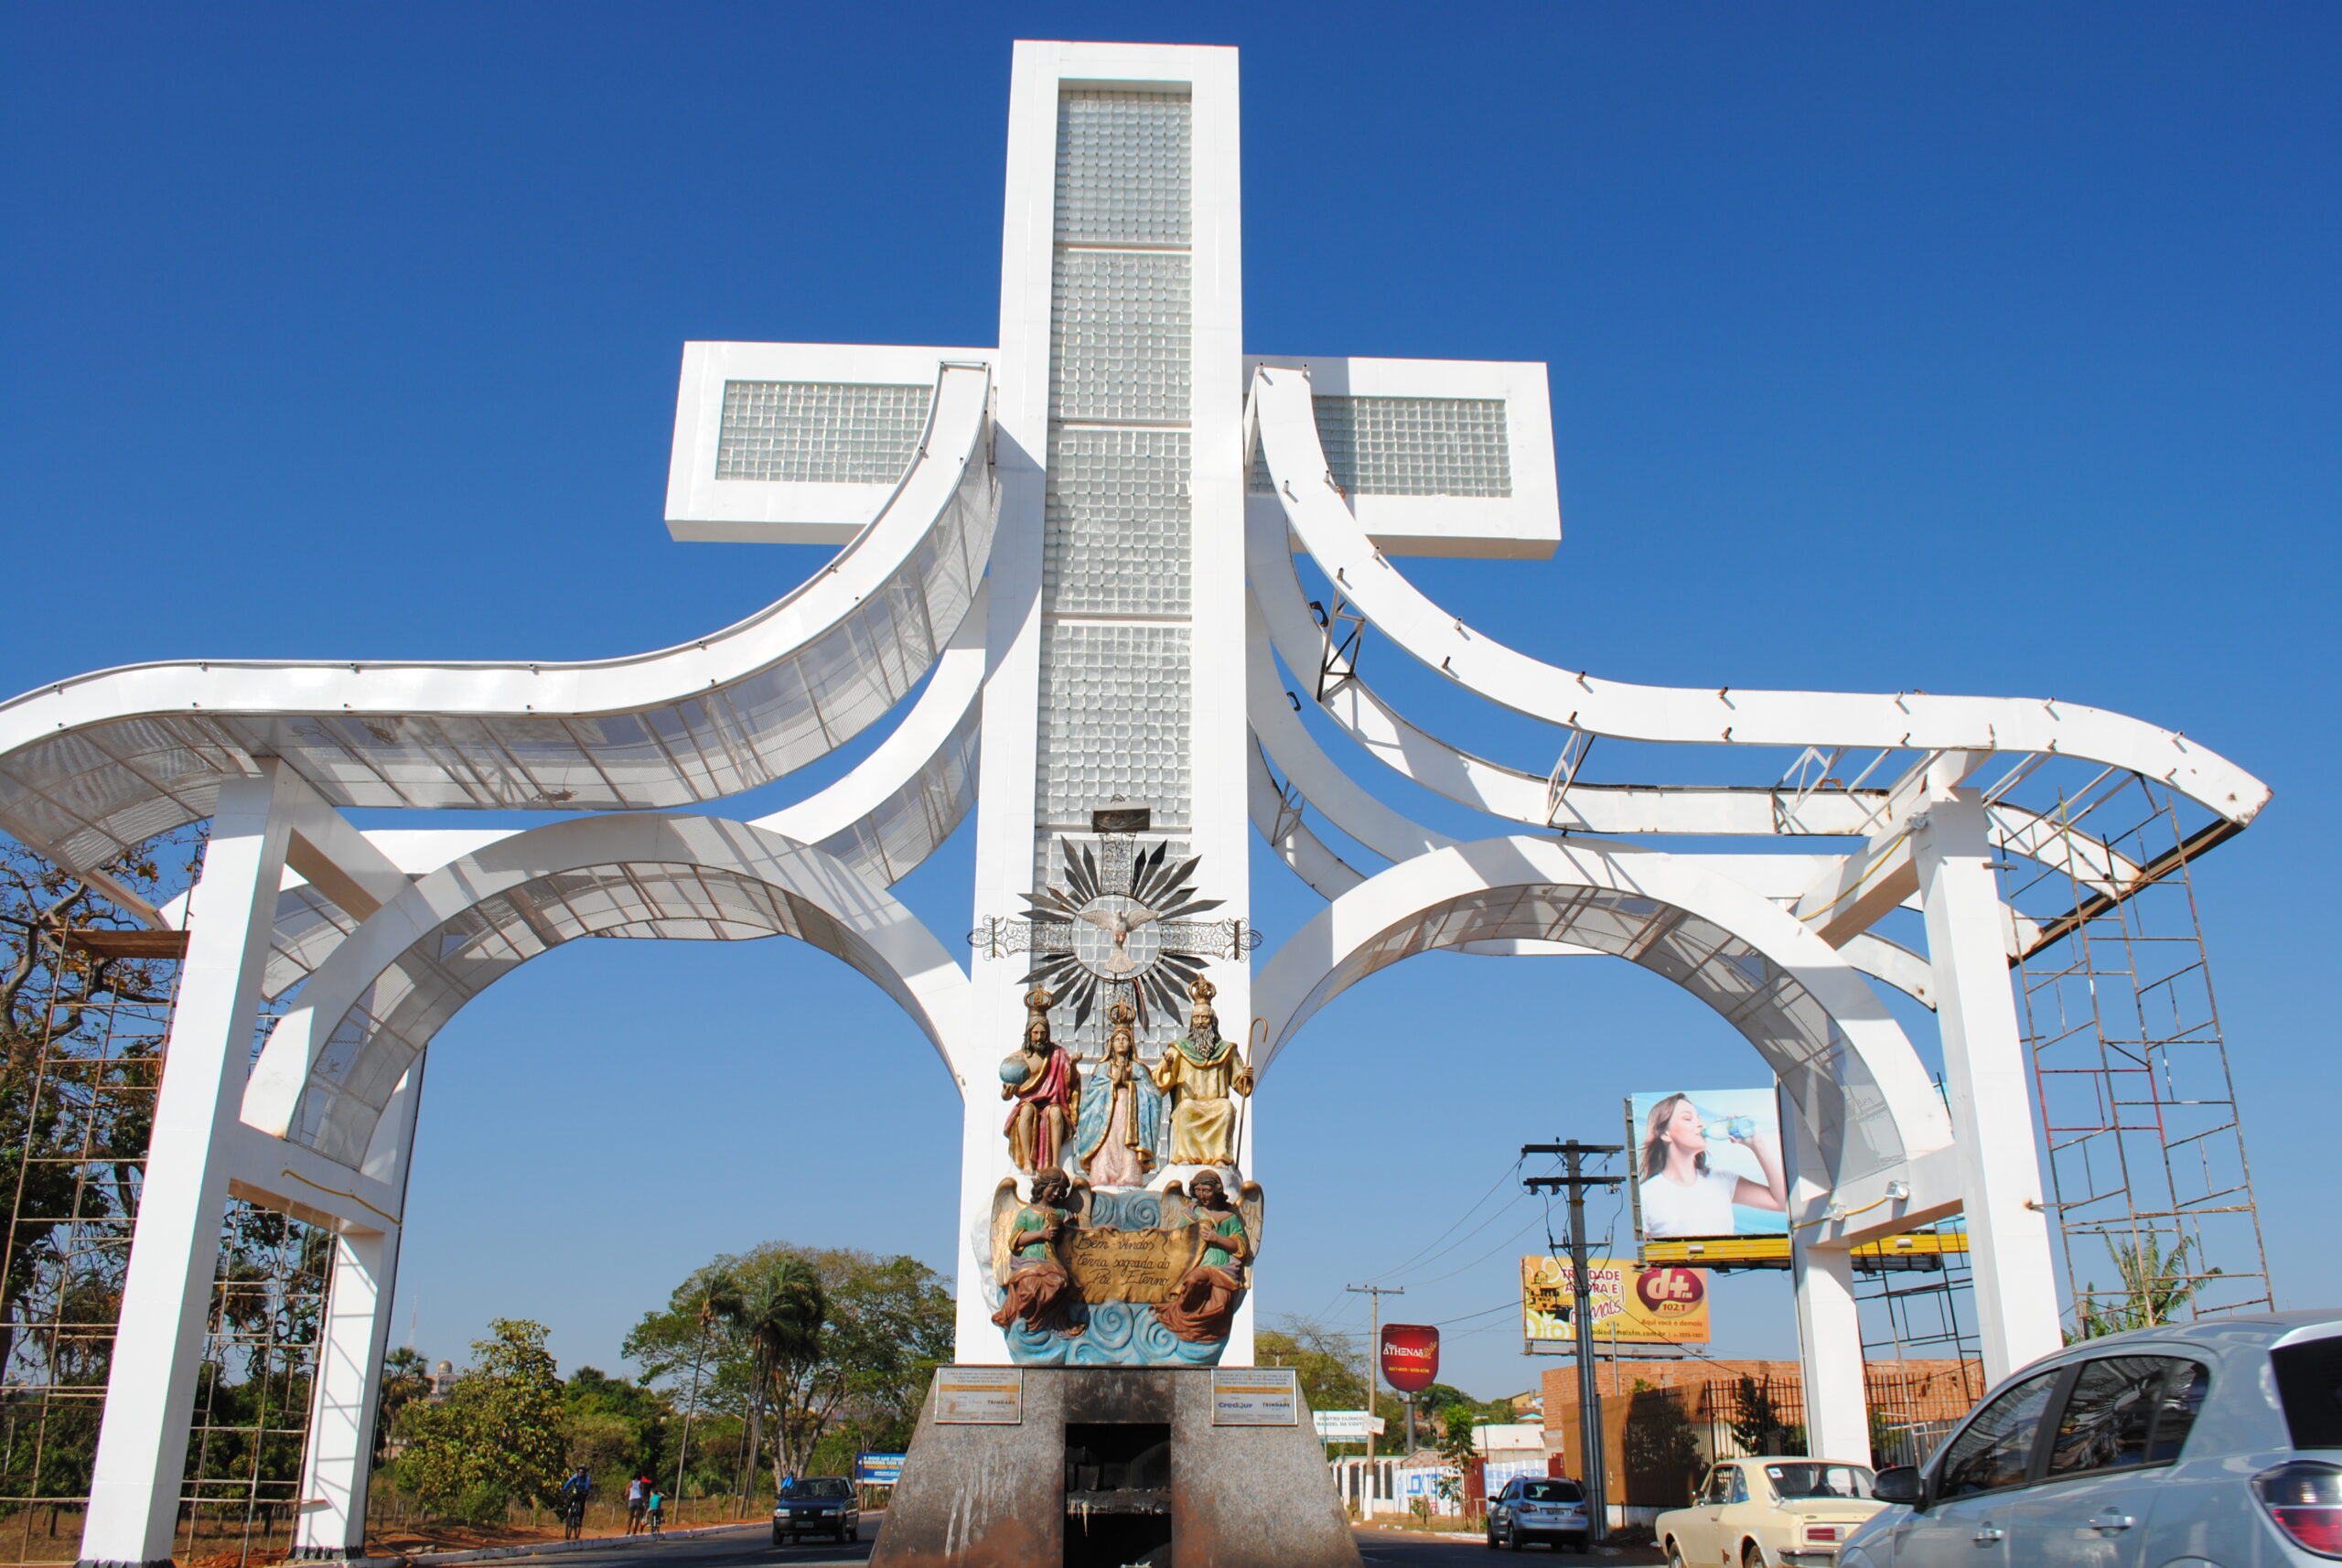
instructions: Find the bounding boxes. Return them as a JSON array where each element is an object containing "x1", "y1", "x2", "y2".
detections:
[{"x1": 869, "y1": 1365, "x2": 1359, "y2": 1568}]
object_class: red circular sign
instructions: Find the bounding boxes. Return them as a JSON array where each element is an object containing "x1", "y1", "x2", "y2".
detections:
[
  {"x1": 1380, "y1": 1324, "x2": 1441, "y2": 1392},
  {"x1": 1636, "y1": 1267, "x2": 1706, "y2": 1313}
]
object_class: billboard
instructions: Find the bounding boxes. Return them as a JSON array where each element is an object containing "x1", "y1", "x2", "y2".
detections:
[
  {"x1": 854, "y1": 1452, "x2": 906, "y2": 1486},
  {"x1": 1380, "y1": 1324, "x2": 1440, "y2": 1392},
  {"x1": 1521, "y1": 1256, "x2": 1710, "y2": 1345},
  {"x1": 1626, "y1": 1088, "x2": 1789, "y2": 1242}
]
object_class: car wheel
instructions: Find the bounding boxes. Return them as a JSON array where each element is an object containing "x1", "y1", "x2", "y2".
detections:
[
  {"x1": 1504, "y1": 1520, "x2": 1521, "y2": 1551},
  {"x1": 1486, "y1": 1524, "x2": 1499, "y2": 1550},
  {"x1": 1666, "y1": 1540, "x2": 1685, "y2": 1568},
  {"x1": 1746, "y1": 1543, "x2": 1769, "y2": 1568},
  {"x1": 849, "y1": 1522, "x2": 860, "y2": 1541}
]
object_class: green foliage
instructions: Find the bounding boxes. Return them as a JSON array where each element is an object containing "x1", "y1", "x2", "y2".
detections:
[
  {"x1": 563, "y1": 1367, "x2": 672, "y2": 1486},
  {"x1": 627, "y1": 1243, "x2": 952, "y2": 1495},
  {"x1": 394, "y1": 1319, "x2": 567, "y2": 1518},
  {"x1": 377, "y1": 1347, "x2": 434, "y2": 1460},
  {"x1": 1432, "y1": 1402, "x2": 1479, "y2": 1509},
  {"x1": 2075, "y1": 1234, "x2": 2217, "y2": 1339},
  {"x1": 1622, "y1": 1380, "x2": 1704, "y2": 1507}
]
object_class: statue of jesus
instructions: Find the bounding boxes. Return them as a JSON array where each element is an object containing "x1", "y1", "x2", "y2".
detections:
[
  {"x1": 1001, "y1": 986, "x2": 1080, "y2": 1174},
  {"x1": 1149, "y1": 976, "x2": 1252, "y2": 1169}
]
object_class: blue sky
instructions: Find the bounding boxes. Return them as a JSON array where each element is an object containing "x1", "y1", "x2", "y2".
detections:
[{"x1": 5, "y1": 4, "x2": 2337, "y2": 1402}]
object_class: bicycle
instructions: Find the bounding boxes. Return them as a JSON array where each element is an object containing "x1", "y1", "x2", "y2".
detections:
[{"x1": 562, "y1": 1495, "x2": 587, "y2": 1541}]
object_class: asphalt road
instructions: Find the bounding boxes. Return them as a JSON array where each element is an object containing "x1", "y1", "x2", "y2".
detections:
[{"x1": 458, "y1": 1517, "x2": 1670, "y2": 1568}]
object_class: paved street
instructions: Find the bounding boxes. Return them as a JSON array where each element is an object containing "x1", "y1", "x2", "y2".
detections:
[
  {"x1": 1354, "y1": 1528, "x2": 1667, "y2": 1566},
  {"x1": 462, "y1": 1517, "x2": 1670, "y2": 1568}
]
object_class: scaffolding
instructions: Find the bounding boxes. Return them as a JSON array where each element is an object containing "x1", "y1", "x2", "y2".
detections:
[
  {"x1": 0, "y1": 839, "x2": 331, "y2": 1568},
  {"x1": 0, "y1": 933, "x2": 177, "y2": 1563},
  {"x1": 1994, "y1": 767, "x2": 2272, "y2": 1335}
]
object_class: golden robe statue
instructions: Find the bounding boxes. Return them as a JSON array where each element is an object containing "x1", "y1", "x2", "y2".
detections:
[{"x1": 1152, "y1": 977, "x2": 1252, "y2": 1167}]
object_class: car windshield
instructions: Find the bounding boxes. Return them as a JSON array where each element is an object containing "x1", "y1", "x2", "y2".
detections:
[
  {"x1": 1519, "y1": 1481, "x2": 1584, "y2": 1502},
  {"x1": 779, "y1": 1479, "x2": 853, "y2": 1500},
  {"x1": 1765, "y1": 1464, "x2": 1875, "y2": 1500}
]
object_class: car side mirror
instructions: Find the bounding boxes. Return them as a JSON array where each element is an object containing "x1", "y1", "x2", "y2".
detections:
[{"x1": 1872, "y1": 1466, "x2": 1925, "y2": 1507}]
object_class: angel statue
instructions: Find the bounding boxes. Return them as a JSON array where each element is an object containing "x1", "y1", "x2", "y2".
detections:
[
  {"x1": 1150, "y1": 976, "x2": 1252, "y2": 1168},
  {"x1": 1000, "y1": 984, "x2": 1080, "y2": 1174},
  {"x1": 1152, "y1": 1167, "x2": 1264, "y2": 1343},
  {"x1": 986, "y1": 1166, "x2": 1080, "y2": 1335},
  {"x1": 1073, "y1": 1002, "x2": 1162, "y2": 1187}
]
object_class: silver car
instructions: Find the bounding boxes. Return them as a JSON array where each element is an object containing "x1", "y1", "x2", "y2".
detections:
[{"x1": 1841, "y1": 1311, "x2": 2342, "y2": 1568}]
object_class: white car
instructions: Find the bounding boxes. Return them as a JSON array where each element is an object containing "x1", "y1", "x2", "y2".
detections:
[
  {"x1": 1658, "y1": 1457, "x2": 1885, "y2": 1568},
  {"x1": 1842, "y1": 1311, "x2": 2342, "y2": 1568}
]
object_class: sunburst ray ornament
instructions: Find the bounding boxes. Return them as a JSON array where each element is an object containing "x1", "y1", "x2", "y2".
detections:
[{"x1": 972, "y1": 828, "x2": 1260, "y2": 1036}]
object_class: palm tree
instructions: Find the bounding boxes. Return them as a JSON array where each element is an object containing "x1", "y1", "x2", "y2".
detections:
[
  {"x1": 704, "y1": 1256, "x2": 824, "y2": 1503},
  {"x1": 2076, "y1": 1232, "x2": 2218, "y2": 1339}
]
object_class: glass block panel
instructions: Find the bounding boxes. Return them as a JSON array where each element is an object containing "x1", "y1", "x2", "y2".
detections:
[
  {"x1": 1056, "y1": 91, "x2": 1191, "y2": 246},
  {"x1": 1249, "y1": 394, "x2": 1514, "y2": 497},
  {"x1": 714, "y1": 381, "x2": 931, "y2": 483},
  {"x1": 1043, "y1": 427, "x2": 1191, "y2": 616},
  {"x1": 1050, "y1": 252, "x2": 1191, "y2": 422},
  {"x1": 1035, "y1": 622, "x2": 1191, "y2": 829}
]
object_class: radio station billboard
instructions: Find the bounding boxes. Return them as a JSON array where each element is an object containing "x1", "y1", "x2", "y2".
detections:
[
  {"x1": 1521, "y1": 1256, "x2": 1710, "y2": 1345},
  {"x1": 1626, "y1": 1088, "x2": 1789, "y2": 1242}
]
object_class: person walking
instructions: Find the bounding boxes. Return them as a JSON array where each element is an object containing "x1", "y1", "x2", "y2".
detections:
[{"x1": 626, "y1": 1473, "x2": 649, "y2": 1535}]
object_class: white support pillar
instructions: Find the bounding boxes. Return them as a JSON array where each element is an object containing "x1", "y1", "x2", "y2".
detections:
[
  {"x1": 289, "y1": 1227, "x2": 399, "y2": 1560},
  {"x1": 81, "y1": 763, "x2": 295, "y2": 1568},
  {"x1": 1790, "y1": 1244, "x2": 1869, "y2": 1463},
  {"x1": 289, "y1": 1060, "x2": 422, "y2": 1562},
  {"x1": 1780, "y1": 1085, "x2": 1869, "y2": 1464},
  {"x1": 1913, "y1": 789, "x2": 2063, "y2": 1385}
]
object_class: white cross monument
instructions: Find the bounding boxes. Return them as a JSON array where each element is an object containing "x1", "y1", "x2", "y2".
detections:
[{"x1": 0, "y1": 38, "x2": 2267, "y2": 1568}]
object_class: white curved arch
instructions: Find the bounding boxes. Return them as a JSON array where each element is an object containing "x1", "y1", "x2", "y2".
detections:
[
  {"x1": 251, "y1": 596, "x2": 989, "y2": 1003},
  {"x1": 0, "y1": 362, "x2": 997, "y2": 874},
  {"x1": 1254, "y1": 835, "x2": 1953, "y2": 1202},
  {"x1": 1248, "y1": 508, "x2": 2143, "y2": 899},
  {"x1": 1251, "y1": 365, "x2": 2269, "y2": 826},
  {"x1": 242, "y1": 814, "x2": 970, "y2": 1167}
]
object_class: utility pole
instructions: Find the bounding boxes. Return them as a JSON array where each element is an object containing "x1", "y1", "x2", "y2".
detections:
[
  {"x1": 1348, "y1": 1282, "x2": 1404, "y2": 1518},
  {"x1": 1524, "y1": 1141, "x2": 1624, "y2": 1543}
]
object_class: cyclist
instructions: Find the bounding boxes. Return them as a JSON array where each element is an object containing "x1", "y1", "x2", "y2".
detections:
[
  {"x1": 646, "y1": 1486, "x2": 666, "y2": 1540},
  {"x1": 559, "y1": 1466, "x2": 592, "y2": 1540}
]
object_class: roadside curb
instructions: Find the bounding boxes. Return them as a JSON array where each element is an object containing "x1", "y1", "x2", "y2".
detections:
[{"x1": 370, "y1": 1520, "x2": 767, "y2": 1566}]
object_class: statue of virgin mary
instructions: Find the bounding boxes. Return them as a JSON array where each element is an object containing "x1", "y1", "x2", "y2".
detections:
[{"x1": 1073, "y1": 1001, "x2": 1162, "y2": 1188}]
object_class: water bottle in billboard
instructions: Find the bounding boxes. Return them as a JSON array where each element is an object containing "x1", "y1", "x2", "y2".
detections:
[{"x1": 1699, "y1": 1110, "x2": 1755, "y2": 1144}]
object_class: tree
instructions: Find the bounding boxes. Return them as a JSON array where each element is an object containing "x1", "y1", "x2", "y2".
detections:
[
  {"x1": 394, "y1": 1319, "x2": 567, "y2": 1522},
  {"x1": 1258, "y1": 1316, "x2": 1368, "y2": 1424},
  {"x1": 564, "y1": 1367, "x2": 673, "y2": 1487},
  {"x1": 1727, "y1": 1376, "x2": 1804, "y2": 1456},
  {"x1": 1432, "y1": 1402, "x2": 1480, "y2": 1513},
  {"x1": 627, "y1": 1243, "x2": 952, "y2": 1496},
  {"x1": 2076, "y1": 1234, "x2": 2216, "y2": 1339},
  {"x1": 377, "y1": 1347, "x2": 435, "y2": 1460}
]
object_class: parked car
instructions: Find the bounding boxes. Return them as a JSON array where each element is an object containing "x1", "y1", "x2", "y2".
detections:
[
  {"x1": 1488, "y1": 1475, "x2": 1592, "y2": 1551},
  {"x1": 1841, "y1": 1311, "x2": 2342, "y2": 1568},
  {"x1": 1658, "y1": 1457, "x2": 1885, "y2": 1568},
  {"x1": 771, "y1": 1477, "x2": 859, "y2": 1545}
]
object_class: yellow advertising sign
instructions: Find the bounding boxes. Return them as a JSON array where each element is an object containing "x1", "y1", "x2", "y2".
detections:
[{"x1": 1521, "y1": 1256, "x2": 1711, "y2": 1345}]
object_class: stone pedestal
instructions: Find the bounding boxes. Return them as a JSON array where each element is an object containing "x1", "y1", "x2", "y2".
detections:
[{"x1": 871, "y1": 1366, "x2": 1359, "y2": 1568}]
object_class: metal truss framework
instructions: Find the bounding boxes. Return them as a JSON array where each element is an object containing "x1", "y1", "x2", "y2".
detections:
[{"x1": 0, "y1": 38, "x2": 2274, "y2": 1568}]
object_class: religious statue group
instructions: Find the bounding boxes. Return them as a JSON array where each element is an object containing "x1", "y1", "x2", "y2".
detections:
[
  {"x1": 989, "y1": 976, "x2": 1262, "y2": 1352},
  {"x1": 999, "y1": 975, "x2": 1253, "y2": 1180}
]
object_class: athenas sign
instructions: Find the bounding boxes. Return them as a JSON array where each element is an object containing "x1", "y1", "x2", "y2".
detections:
[{"x1": 1380, "y1": 1324, "x2": 1440, "y2": 1392}]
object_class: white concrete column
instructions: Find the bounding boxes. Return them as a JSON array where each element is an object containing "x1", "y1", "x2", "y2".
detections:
[
  {"x1": 289, "y1": 1226, "x2": 399, "y2": 1560},
  {"x1": 81, "y1": 763, "x2": 295, "y2": 1568},
  {"x1": 1912, "y1": 789, "x2": 2062, "y2": 1384},
  {"x1": 1790, "y1": 1243, "x2": 1869, "y2": 1463},
  {"x1": 1779, "y1": 1084, "x2": 1870, "y2": 1464}
]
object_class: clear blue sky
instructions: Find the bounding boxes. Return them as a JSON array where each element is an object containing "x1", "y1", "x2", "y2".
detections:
[{"x1": 5, "y1": 3, "x2": 2336, "y2": 1402}]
